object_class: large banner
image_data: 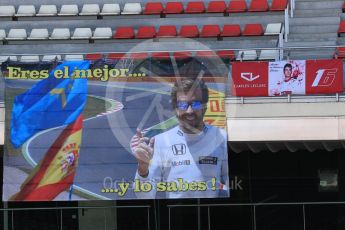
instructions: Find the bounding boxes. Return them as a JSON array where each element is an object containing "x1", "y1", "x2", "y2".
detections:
[
  {"x1": 2, "y1": 55, "x2": 229, "y2": 201},
  {"x1": 232, "y1": 59, "x2": 343, "y2": 96}
]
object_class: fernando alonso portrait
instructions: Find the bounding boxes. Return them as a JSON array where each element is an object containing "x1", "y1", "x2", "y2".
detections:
[{"x1": 133, "y1": 77, "x2": 229, "y2": 199}]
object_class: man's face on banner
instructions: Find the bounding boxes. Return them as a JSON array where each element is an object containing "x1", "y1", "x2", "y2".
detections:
[
  {"x1": 175, "y1": 88, "x2": 206, "y2": 134},
  {"x1": 284, "y1": 66, "x2": 292, "y2": 80}
]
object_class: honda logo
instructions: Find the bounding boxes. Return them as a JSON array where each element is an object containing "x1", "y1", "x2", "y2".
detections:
[
  {"x1": 172, "y1": 144, "x2": 186, "y2": 155},
  {"x1": 312, "y1": 68, "x2": 337, "y2": 87},
  {"x1": 240, "y1": 72, "x2": 260, "y2": 82}
]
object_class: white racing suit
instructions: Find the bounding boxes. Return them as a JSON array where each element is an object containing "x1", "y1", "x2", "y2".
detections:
[{"x1": 135, "y1": 125, "x2": 229, "y2": 199}]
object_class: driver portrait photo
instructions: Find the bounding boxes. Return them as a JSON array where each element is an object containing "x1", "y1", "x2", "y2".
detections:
[
  {"x1": 269, "y1": 61, "x2": 306, "y2": 96},
  {"x1": 133, "y1": 77, "x2": 229, "y2": 199}
]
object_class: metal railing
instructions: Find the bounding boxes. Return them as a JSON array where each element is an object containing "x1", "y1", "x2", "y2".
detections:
[
  {"x1": 284, "y1": 8, "x2": 290, "y2": 42},
  {"x1": 0, "y1": 45, "x2": 342, "y2": 57},
  {"x1": 2, "y1": 205, "x2": 151, "y2": 230},
  {"x1": 284, "y1": 0, "x2": 295, "y2": 42},
  {"x1": 226, "y1": 93, "x2": 345, "y2": 104},
  {"x1": 167, "y1": 201, "x2": 345, "y2": 230}
]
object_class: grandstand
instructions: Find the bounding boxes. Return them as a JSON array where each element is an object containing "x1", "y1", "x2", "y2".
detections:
[{"x1": 1, "y1": 0, "x2": 345, "y2": 229}]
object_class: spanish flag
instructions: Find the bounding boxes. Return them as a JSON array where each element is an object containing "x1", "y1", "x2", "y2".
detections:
[{"x1": 11, "y1": 115, "x2": 83, "y2": 201}]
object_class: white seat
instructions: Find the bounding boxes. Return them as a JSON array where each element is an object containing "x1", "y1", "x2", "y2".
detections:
[
  {"x1": 58, "y1": 4, "x2": 79, "y2": 16},
  {"x1": 259, "y1": 49, "x2": 278, "y2": 60},
  {"x1": 79, "y1": 4, "x2": 100, "y2": 15},
  {"x1": 42, "y1": 55, "x2": 61, "y2": 62},
  {"x1": 236, "y1": 50, "x2": 257, "y2": 61},
  {"x1": 92, "y1": 27, "x2": 112, "y2": 39},
  {"x1": 71, "y1": 28, "x2": 92, "y2": 39},
  {"x1": 15, "y1": 5, "x2": 36, "y2": 17},
  {"x1": 6, "y1": 29, "x2": 27, "y2": 40},
  {"x1": 0, "y1": 56, "x2": 17, "y2": 63},
  {"x1": 0, "y1": 30, "x2": 6, "y2": 40},
  {"x1": 50, "y1": 28, "x2": 71, "y2": 40},
  {"x1": 28, "y1": 29, "x2": 49, "y2": 40},
  {"x1": 65, "y1": 55, "x2": 84, "y2": 61},
  {"x1": 264, "y1": 23, "x2": 283, "y2": 35},
  {"x1": 100, "y1": 4, "x2": 121, "y2": 15},
  {"x1": 121, "y1": 3, "x2": 142, "y2": 15},
  {"x1": 37, "y1": 5, "x2": 58, "y2": 16},
  {"x1": 20, "y1": 55, "x2": 40, "y2": 62},
  {"x1": 0, "y1": 5, "x2": 15, "y2": 17}
]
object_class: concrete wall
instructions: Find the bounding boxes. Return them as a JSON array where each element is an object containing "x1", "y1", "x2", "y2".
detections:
[{"x1": 226, "y1": 99, "x2": 345, "y2": 142}]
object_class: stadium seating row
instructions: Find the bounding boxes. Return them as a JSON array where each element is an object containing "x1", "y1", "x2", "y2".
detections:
[
  {"x1": 0, "y1": 0, "x2": 287, "y2": 19},
  {"x1": 0, "y1": 49, "x2": 279, "y2": 64},
  {"x1": 0, "y1": 23, "x2": 282, "y2": 42}
]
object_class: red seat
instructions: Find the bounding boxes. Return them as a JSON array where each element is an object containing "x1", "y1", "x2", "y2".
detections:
[
  {"x1": 227, "y1": 0, "x2": 247, "y2": 12},
  {"x1": 207, "y1": 1, "x2": 227, "y2": 13},
  {"x1": 216, "y1": 50, "x2": 236, "y2": 60},
  {"x1": 144, "y1": 2, "x2": 164, "y2": 14},
  {"x1": 195, "y1": 51, "x2": 217, "y2": 58},
  {"x1": 114, "y1": 27, "x2": 135, "y2": 39},
  {"x1": 221, "y1": 24, "x2": 241, "y2": 37},
  {"x1": 130, "y1": 52, "x2": 149, "y2": 60},
  {"x1": 335, "y1": 47, "x2": 345, "y2": 59},
  {"x1": 173, "y1": 51, "x2": 193, "y2": 60},
  {"x1": 107, "y1": 53, "x2": 126, "y2": 60},
  {"x1": 270, "y1": 0, "x2": 287, "y2": 11},
  {"x1": 249, "y1": 0, "x2": 269, "y2": 12},
  {"x1": 136, "y1": 26, "x2": 156, "y2": 39},
  {"x1": 152, "y1": 52, "x2": 171, "y2": 60},
  {"x1": 85, "y1": 53, "x2": 102, "y2": 60},
  {"x1": 338, "y1": 21, "x2": 345, "y2": 35},
  {"x1": 200, "y1": 25, "x2": 221, "y2": 38},
  {"x1": 179, "y1": 25, "x2": 199, "y2": 38},
  {"x1": 185, "y1": 1, "x2": 206, "y2": 14},
  {"x1": 157, "y1": 26, "x2": 177, "y2": 38},
  {"x1": 242, "y1": 24, "x2": 264, "y2": 36},
  {"x1": 164, "y1": 2, "x2": 184, "y2": 14}
]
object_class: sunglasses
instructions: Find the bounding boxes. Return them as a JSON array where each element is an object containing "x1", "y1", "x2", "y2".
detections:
[{"x1": 176, "y1": 101, "x2": 203, "y2": 111}]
